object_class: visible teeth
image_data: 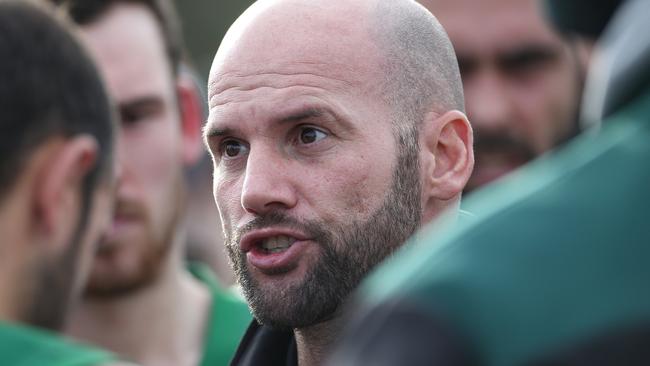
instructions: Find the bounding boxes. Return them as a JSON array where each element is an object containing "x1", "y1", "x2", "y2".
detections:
[{"x1": 260, "y1": 235, "x2": 294, "y2": 253}]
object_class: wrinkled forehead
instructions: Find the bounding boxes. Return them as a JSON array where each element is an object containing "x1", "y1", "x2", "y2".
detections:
[{"x1": 208, "y1": 0, "x2": 385, "y2": 102}]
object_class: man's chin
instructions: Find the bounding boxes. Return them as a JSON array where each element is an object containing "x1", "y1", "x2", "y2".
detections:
[
  {"x1": 83, "y1": 256, "x2": 160, "y2": 299},
  {"x1": 242, "y1": 273, "x2": 341, "y2": 330},
  {"x1": 83, "y1": 273, "x2": 152, "y2": 300}
]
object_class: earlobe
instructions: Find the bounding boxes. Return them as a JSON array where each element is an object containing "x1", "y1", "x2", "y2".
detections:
[
  {"x1": 177, "y1": 69, "x2": 205, "y2": 166},
  {"x1": 423, "y1": 110, "x2": 474, "y2": 200},
  {"x1": 34, "y1": 136, "x2": 99, "y2": 246}
]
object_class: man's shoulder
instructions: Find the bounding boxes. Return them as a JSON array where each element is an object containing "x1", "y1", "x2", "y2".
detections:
[
  {"x1": 366, "y1": 97, "x2": 650, "y2": 306},
  {"x1": 0, "y1": 322, "x2": 115, "y2": 366},
  {"x1": 371, "y1": 85, "x2": 650, "y2": 295},
  {"x1": 356, "y1": 85, "x2": 650, "y2": 365},
  {"x1": 457, "y1": 82, "x2": 650, "y2": 247},
  {"x1": 410, "y1": 84, "x2": 650, "y2": 274}
]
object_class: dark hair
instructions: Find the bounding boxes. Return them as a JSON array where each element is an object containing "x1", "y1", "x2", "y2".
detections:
[
  {"x1": 52, "y1": 0, "x2": 184, "y2": 76},
  {"x1": 0, "y1": 0, "x2": 114, "y2": 202}
]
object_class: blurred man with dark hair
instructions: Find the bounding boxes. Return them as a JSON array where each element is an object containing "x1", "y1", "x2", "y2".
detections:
[
  {"x1": 51, "y1": 1, "x2": 251, "y2": 365},
  {"x1": 0, "y1": 0, "x2": 120, "y2": 364},
  {"x1": 329, "y1": 0, "x2": 650, "y2": 365},
  {"x1": 418, "y1": 0, "x2": 589, "y2": 193}
]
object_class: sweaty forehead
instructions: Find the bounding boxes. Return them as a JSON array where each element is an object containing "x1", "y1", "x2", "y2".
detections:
[{"x1": 208, "y1": 0, "x2": 385, "y2": 102}]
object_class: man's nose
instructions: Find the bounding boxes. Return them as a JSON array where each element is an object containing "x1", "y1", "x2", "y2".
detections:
[
  {"x1": 240, "y1": 147, "x2": 298, "y2": 215},
  {"x1": 465, "y1": 72, "x2": 514, "y2": 133}
]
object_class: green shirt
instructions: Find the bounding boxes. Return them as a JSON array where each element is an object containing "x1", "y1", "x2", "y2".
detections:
[
  {"x1": 0, "y1": 322, "x2": 114, "y2": 366},
  {"x1": 188, "y1": 264, "x2": 252, "y2": 366}
]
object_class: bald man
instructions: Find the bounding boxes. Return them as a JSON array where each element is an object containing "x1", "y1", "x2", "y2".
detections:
[
  {"x1": 418, "y1": 0, "x2": 587, "y2": 192},
  {"x1": 203, "y1": 0, "x2": 474, "y2": 365}
]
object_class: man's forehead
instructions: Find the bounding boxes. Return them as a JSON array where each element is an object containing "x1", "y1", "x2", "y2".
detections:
[
  {"x1": 79, "y1": 3, "x2": 173, "y2": 104},
  {"x1": 209, "y1": 0, "x2": 383, "y2": 94},
  {"x1": 207, "y1": 60, "x2": 364, "y2": 106}
]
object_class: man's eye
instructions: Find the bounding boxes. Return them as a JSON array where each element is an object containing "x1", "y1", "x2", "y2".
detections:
[
  {"x1": 299, "y1": 127, "x2": 327, "y2": 145},
  {"x1": 121, "y1": 109, "x2": 148, "y2": 127},
  {"x1": 220, "y1": 140, "x2": 248, "y2": 158}
]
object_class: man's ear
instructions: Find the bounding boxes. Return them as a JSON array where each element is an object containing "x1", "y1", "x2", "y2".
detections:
[
  {"x1": 34, "y1": 136, "x2": 98, "y2": 249},
  {"x1": 177, "y1": 70, "x2": 205, "y2": 167},
  {"x1": 421, "y1": 110, "x2": 474, "y2": 200}
]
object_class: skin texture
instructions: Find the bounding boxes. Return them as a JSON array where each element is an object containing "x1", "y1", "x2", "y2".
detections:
[
  {"x1": 419, "y1": 0, "x2": 584, "y2": 192},
  {"x1": 205, "y1": 0, "x2": 473, "y2": 364},
  {"x1": 65, "y1": 4, "x2": 210, "y2": 366}
]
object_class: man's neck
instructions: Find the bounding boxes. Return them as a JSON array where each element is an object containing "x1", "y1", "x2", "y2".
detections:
[
  {"x1": 293, "y1": 312, "x2": 346, "y2": 366},
  {"x1": 65, "y1": 250, "x2": 211, "y2": 366}
]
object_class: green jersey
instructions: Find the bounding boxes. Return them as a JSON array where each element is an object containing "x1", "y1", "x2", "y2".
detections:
[
  {"x1": 188, "y1": 264, "x2": 252, "y2": 366},
  {"x1": 0, "y1": 322, "x2": 114, "y2": 366}
]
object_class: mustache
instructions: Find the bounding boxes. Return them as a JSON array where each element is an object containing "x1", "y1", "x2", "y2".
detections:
[{"x1": 473, "y1": 129, "x2": 536, "y2": 160}]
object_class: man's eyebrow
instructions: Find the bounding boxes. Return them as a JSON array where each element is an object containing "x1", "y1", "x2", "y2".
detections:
[
  {"x1": 203, "y1": 106, "x2": 347, "y2": 141},
  {"x1": 498, "y1": 43, "x2": 561, "y2": 68},
  {"x1": 456, "y1": 54, "x2": 479, "y2": 74},
  {"x1": 119, "y1": 96, "x2": 164, "y2": 114},
  {"x1": 203, "y1": 124, "x2": 234, "y2": 140},
  {"x1": 279, "y1": 107, "x2": 326, "y2": 123}
]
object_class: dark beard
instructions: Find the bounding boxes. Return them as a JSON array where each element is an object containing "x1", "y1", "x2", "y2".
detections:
[
  {"x1": 28, "y1": 237, "x2": 80, "y2": 331},
  {"x1": 225, "y1": 132, "x2": 421, "y2": 330}
]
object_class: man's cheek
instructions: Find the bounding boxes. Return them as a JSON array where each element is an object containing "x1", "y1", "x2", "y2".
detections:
[{"x1": 340, "y1": 170, "x2": 380, "y2": 215}]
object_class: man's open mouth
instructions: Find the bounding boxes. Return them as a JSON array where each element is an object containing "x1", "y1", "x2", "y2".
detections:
[{"x1": 257, "y1": 235, "x2": 297, "y2": 254}]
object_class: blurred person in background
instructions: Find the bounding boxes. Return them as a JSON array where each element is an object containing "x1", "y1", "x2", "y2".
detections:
[
  {"x1": 181, "y1": 67, "x2": 238, "y2": 286},
  {"x1": 51, "y1": 0, "x2": 252, "y2": 365},
  {"x1": 185, "y1": 155, "x2": 238, "y2": 286},
  {"x1": 329, "y1": 0, "x2": 650, "y2": 365},
  {"x1": 418, "y1": 0, "x2": 589, "y2": 192},
  {"x1": 205, "y1": 0, "x2": 474, "y2": 365},
  {"x1": 0, "y1": 1, "x2": 121, "y2": 364}
]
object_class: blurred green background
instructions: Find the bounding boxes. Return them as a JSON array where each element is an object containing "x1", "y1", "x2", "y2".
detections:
[{"x1": 173, "y1": 0, "x2": 256, "y2": 84}]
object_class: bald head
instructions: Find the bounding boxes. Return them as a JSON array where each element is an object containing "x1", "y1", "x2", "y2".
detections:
[
  {"x1": 209, "y1": 0, "x2": 463, "y2": 128},
  {"x1": 204, "y1": 0, "x2": 473, "y2": 342}
]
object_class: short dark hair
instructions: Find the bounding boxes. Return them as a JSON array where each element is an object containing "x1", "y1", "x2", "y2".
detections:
[
  {"x1": 0, "y1": 0, "x2": 114, "y2": 202},
  {"x1": 52, "y1": 0, "x2": 184, "y2": 76}
]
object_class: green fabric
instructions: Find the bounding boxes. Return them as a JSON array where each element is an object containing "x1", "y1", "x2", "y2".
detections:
[
  {"x1": 188, "y1": 263, "x2": 252, "y2": 366},
  {"x1": 361, "y1": 85, "x2": 650, "y2": 366},
  {"x1": 0, "y1": 322, "x2": 114, "y2": 366}
]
